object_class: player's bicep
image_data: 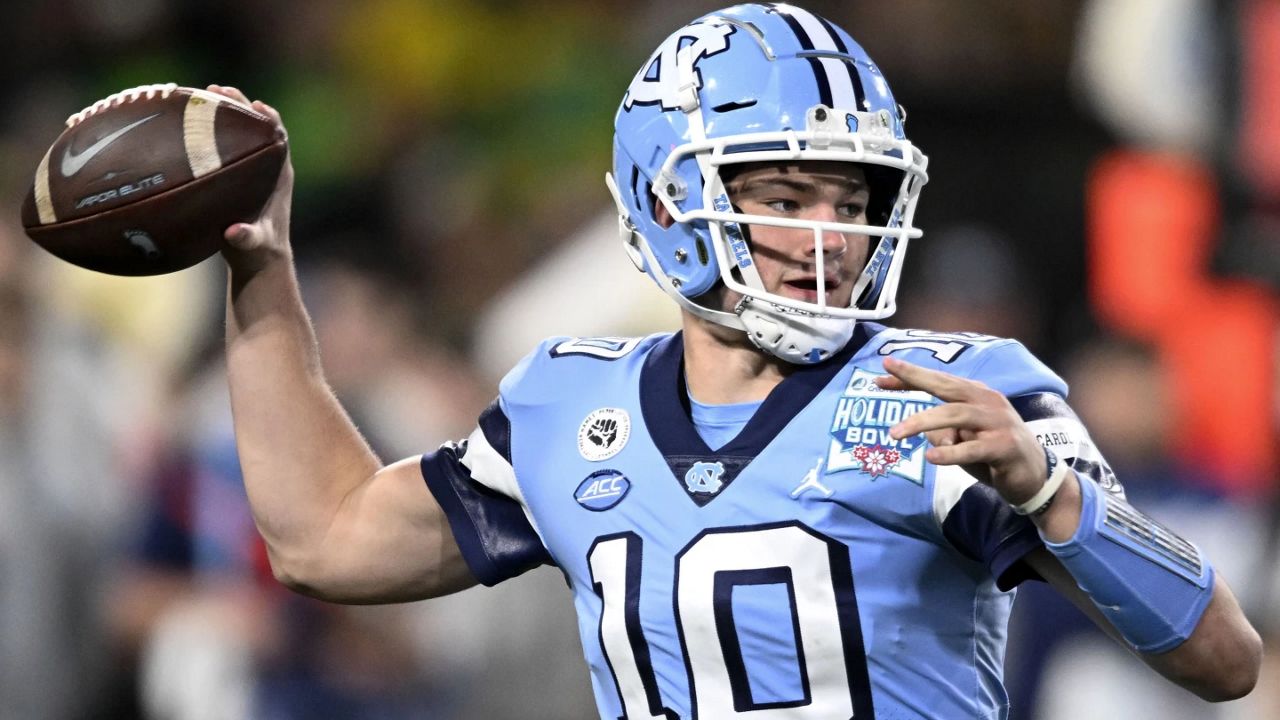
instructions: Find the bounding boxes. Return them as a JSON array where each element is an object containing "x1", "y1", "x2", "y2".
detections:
[{"x1": 310, "y1": 455, "x2": 478, "y2": 604}]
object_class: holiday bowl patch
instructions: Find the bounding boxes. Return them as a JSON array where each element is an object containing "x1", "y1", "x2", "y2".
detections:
[{"x1": 827, "y1": 368, "x2": 935, "y2": 483}]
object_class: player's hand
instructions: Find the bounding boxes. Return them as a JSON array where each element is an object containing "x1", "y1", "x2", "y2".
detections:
[
  {"x1": 875, "y1": 356, "x2": 1047, "y2": 506},
  {"x1": 206, "y1": 84, "x2": 295, "y2": 274}
]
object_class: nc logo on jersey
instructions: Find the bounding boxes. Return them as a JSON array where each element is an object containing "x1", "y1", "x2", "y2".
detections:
[
  {"x1": 826, "y1": 369, "x2": 935, "y2": 484},
  {"x1": 684, "y1": 461, "x2": 725, "y2": 494},
  {"x1": 578, "y1": 408, "x2": 631, "y2": 461},
  {"x1": 575, "y1": 470, "x2": 631, "y2": 511}
]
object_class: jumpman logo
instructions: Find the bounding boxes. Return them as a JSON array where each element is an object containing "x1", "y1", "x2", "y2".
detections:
[{"x1": 791, "y1": 456, "x2": 834, "y2": 498}]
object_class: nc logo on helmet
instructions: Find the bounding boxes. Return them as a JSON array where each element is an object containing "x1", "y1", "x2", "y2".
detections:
[{"x1": 624, "y1": 23, "x2": 736, "y2": 111}]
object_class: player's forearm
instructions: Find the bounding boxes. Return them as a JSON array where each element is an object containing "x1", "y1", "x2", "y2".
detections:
[
  {"x1": 225, "y1": 259, "x2": 382, "y2": 577},
  {"x1": 1035, "y1": 547, "x2": 1261, "y2": 701},
  {"x1": 1138, "y1": 576, "x2": 1262, "y2": 701},
  {"x1": 1029, "y1": 470, "x2": 1082, "y2": 542},
  {"x1": 1029, "y1": 471, "x2": 1262, "y2": 700}
]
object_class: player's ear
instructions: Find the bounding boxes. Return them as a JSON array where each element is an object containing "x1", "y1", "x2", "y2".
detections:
[{"x1": 654, "y1": 200, "x2": 675, "y2": 229}]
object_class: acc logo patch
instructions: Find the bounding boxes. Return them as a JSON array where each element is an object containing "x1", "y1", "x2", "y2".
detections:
[
  {"x1": 575, "y1": 469, "x2": 631, "y2": 511},
  {"x1": 827, "y1": 368, "x2": 935, "y2": 484},
  {"x1": 578, "y1": 408, "x2": 631, "y2": 461}
]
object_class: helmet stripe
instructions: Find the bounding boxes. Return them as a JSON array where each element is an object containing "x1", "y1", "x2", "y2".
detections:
[
  {"x1": 773, "y1": 4, "x2": 861, "y2": 111},
  {"x1": 766, "y1": 5, "x2": 834, "y2": 108},
  {"x1": 813, "y1": 13, "x2": 867, "y2": 110}
]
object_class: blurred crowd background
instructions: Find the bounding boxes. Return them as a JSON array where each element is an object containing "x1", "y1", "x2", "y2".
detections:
[{"x1": 0, "y1": 0, "x2": 1277, "y2": 718}]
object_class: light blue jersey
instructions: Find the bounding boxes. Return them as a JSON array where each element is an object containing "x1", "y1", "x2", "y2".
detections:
[{"x1": 422, "y1": 325, "x2": 1119, "y2": 719}]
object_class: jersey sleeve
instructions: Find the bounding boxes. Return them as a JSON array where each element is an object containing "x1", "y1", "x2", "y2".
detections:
[
  {"x1": 421, "y1": 343, "x2": 564, "y2": 586},
  {"x1": 934, "y1": 467, "x2": 1043, "y2": 590},
  {"x1": 931, "y1": 338, "x2": 1121, "y2": 589}
]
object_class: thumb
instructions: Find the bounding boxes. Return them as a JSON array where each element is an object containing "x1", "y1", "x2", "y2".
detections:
[{"x1": 224, "y1": 222, "x2": 260, "y2": 249}]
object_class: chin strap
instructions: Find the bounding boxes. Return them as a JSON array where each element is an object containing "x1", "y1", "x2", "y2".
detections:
[{"x1": 736, "y1": 297, "x2": 855, "y2": 364}]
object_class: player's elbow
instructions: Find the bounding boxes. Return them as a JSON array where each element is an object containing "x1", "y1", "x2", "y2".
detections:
[
  {"x1": 1208, "y1": 634, "x2": 1263, "y2": 702},
  {"x1": 262, "y1": 544, "x2": 331, "y2": 598},
  {"x1": 1180, "y1": 626, "x2": 1264, "y2": 702},
  {"x1": 1189, "y1": 661, "x2": 1260, "y2": 703}
]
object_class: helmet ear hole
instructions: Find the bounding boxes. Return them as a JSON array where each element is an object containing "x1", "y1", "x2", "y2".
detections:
[
  {"x1": 644, "y1": 182, "x2": 667, "y2": 226},
  {"x1": 695, "y1": 238, "x2": 709, "y2": 265}
]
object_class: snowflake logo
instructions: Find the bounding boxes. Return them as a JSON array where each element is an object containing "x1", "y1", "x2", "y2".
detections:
[{"x1": 853, "y1": 445, "x2": 901, "y2": 478}]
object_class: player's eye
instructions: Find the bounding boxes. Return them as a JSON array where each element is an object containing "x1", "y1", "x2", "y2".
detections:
[
  {"x1": 838, "y1": 202, "x2": 867, "y2": 218},
  {"x1": 763, "y1": 198, "x2": 801, "y2": 213}
]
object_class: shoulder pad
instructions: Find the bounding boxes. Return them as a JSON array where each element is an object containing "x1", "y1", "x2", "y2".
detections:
[
  {"x1": 498, "y1": 334, "x2": 668, "y2": 407},
  {"x1": 871, "y1": 328, "x2": 1066, "y2": 398}
]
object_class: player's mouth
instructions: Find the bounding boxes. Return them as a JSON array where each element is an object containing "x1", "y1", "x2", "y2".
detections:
[{"x1": 782, "y1": 276, "x2": 844, "y2": 304}]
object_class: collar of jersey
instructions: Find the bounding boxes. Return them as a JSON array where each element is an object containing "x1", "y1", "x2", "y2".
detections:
[{"x1": 640, "y1": 324, "x2": 880, "y2": 460}]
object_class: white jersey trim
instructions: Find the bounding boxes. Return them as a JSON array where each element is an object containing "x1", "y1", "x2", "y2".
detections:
[
  {"x1": 458, "y1": 425, "x2": 552, "y2": 550},
  {"x1": 932, "y1": 463, "x2": 980, "y2": 530}
]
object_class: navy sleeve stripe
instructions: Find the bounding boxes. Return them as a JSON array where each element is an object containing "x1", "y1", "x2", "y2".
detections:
[
  {"x1": 477, "y1": 399, "x2": 512, "y2": 463},
  {"x1": 1010, "y1": 392, "x2": 1075, "y2": 422},
  {"x1": 421, "y1": 444, "x2": 552, "y2": 586},
  {"x1": 941, "y1": 482, "x2": 1043, "y2": 590}
]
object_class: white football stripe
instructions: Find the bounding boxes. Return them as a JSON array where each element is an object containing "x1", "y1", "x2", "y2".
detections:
[
  {"x1": 33, "y1": 148, "x2": 56, "y2": 224},
  {"x1": 183, "y1": 93, "x2": 222, "y2": 178},
  {"x1": 782, "y1": 5, "x2": 860, "y2": 110}
]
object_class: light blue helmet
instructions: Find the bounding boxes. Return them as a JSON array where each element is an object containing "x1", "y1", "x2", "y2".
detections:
[{"x1": 606, "y1": 3, "x2": 929, "y2": 364}]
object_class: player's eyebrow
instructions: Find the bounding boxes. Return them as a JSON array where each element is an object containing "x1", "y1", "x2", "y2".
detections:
[{"x1": 728, "y1": 174, "x2": 867, "y2": 196}]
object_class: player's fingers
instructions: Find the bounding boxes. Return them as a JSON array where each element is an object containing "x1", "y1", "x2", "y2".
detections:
[
  {"x1": 890, "y1": 403, "x2": 987, "y2": 440},
  {"x1": 251, "y1": 100, "x2": 284, "y2": 127},
  {"x1": 926, "y1": 428, "x2": 960, "y2": 448},
  {"x1": 874, "y1": 374, "x2": 909, "y2": 392},
  {"x1": 207, "y1": 84, "x2": 237, "y2": 101},
  {"x1": 879, "y1": 357, "x2": 978, "y2": 402},
  {"x1": 206, "y1": 85, "x2": 259, "y2": 114},
  {"x1": 221, "y1": 85, "x2": 252, "y2": 105},
  {"x1": 923, "y1": 440, "x2": 991, "y2": 467}
]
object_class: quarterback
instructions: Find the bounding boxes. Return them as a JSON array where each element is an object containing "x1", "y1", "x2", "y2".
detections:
[{"x1": 214, "y1": 4, "x2": 1261, "y2": 718}]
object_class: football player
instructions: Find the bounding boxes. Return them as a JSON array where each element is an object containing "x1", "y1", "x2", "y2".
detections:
[{"x1": 213, "y1": 4, "x2": 1261, "y2": 718}]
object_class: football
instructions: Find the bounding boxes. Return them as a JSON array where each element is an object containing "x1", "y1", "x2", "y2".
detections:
[{"x1": 20, "y1": 83, "x2": 286, "y2": 276}]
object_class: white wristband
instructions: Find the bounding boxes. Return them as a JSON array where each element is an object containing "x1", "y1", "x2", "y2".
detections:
[{"x1": 1012, "y1": 450, "x2": 1071, "y2": 516}]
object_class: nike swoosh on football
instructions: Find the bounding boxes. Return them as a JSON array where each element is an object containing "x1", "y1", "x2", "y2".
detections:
[{"x1": 60, "y1": 112, "x2": 162, "y2": 178}]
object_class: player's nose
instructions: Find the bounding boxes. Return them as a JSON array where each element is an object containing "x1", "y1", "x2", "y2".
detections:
[{"x1": 805, "y1": 204, "x2": 850, "y2": 257}]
